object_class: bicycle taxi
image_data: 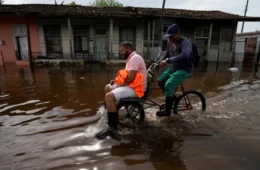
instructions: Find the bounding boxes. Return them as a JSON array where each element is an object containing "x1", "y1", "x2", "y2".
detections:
[{"x1": 116, "y1": 63, "x2": 206, "y2": 123}]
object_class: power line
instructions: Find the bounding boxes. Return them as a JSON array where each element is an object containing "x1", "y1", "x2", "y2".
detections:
[
  {"x1": 125, "y1": 0, "x2": 136, "y2": 6},
  {"x1": 153, "y1": 0, "x2": 159, "y2": 8}
]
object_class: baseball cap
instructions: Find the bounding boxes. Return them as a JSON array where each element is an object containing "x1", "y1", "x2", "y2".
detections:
[{"x1": 165, "y1": 24, "x2": 180, "y2": 37}]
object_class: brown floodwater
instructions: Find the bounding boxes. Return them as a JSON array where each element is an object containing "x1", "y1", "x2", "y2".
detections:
[{"x1": 1, "y1": 63, "x2": 260, "y2": 170}]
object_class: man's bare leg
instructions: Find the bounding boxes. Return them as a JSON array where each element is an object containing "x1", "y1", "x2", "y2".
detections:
[
  {"x1": 104, "y1": 84, "x2": 113, "y2": 108},
  {"x1": 105, "y1": 92, "x2": 117, "y2": 112},
  {"x1": 105, "y1": 84, "x2": 112, "y2": 94},
  {"x1": 96, "y1": 91, "x2": 118, "y2": 140}
]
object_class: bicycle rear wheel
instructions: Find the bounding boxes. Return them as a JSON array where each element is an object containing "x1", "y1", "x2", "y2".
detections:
[
  {"x1": 117, "y1": 102, "x2": 145, "y2": 123},
  {"x1": 173, "y1": 91, "x2": 206, "y2": 115}
]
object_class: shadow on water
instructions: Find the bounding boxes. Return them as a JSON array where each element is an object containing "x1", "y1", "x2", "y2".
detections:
[{"x1": 0, "y1": 62, "x2": 260, "y2": 170}]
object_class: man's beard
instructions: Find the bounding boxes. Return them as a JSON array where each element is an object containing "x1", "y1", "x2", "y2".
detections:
[{"x1": 124, "y1": 51, "x2": 130, "y2": 59}]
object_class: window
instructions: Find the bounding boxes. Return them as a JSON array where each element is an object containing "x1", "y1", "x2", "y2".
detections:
[
  {"x1": 163, "y1": 26, "x2": 168, "y2": 33},
  {"x1": 13, "y1": 25, "x2": 27, "y2": 35},
  {"x1": 120, "y1": 27, "x2": 136, "y2": 48},
  {"x1": 195, "y1": 27, "x2": 209, "y2": 38},
  {"x1": 74, "y1": 27, "x2": 89, "y2": 52},
  {"x1": 211, "y1": 27, "x2": 221, "y2": 46},
  {"x1": 162, "y1": 40, "x2": 168, "y2": 51},
  {"x1": 96, "y1": 28, "x2": 106, "y2": 35},
  {"x1": 220, "y1": 28, "x2": 233, "y2": 41},
  {"x1": 161, "y1": 26, "x2": 170, "y2": 51},
  {"x1": 219, "y1": 28, "x2": 234, "y2": 52},
  {"x1": 44, "y1": 26, "x2": 61, "y2": 53},
  {"x1": 144, "y1": 31, "x2": 159, "y2": 47}
]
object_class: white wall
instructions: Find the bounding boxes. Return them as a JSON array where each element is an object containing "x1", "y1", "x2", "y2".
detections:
[
  {"x1": 235, "y1": 36, "x2": 260, "y2": 57},
  {"x1": 111, "y1": 25, "x2": 119, "y2": 59},
  {"x1": 207, "y1": 49, "x2": 219, "y2": 62},
  {"x1": 136, "y1": 24, "x2": 144, "y2": 56},
  {"x1": 61, "y1": 25, "x2": 70, "y2": 55},
  {"x1": 235, "y1": 40, "x2": 246, "y2": 53}
]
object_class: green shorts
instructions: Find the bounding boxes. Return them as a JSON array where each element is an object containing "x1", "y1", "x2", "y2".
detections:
[{"x1": 158, "y1": 68, "x2": 191, "y2": 97}]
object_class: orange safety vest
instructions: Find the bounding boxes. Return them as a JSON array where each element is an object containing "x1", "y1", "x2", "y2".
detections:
[{"x1": 114, "y1": 70, "x2": 144, "y2": 98}]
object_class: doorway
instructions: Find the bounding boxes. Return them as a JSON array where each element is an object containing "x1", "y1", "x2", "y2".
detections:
[
  {"x1": 119, "y1": 27, "x2": 136, "y2": 59},
  {"x1": 195, "y1": 39, "x2": 208, "y2": 60},
  {"x1": 95, "y1": 28, "x2": 108, "y2": 61},
  {"x1": 17, "y1": 36, "x2": 29, "y2": 61}
]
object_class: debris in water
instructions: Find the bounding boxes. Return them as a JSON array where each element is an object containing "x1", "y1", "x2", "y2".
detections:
[
  {"x1": 250, "y1": 84, "x2": 260, "y2": 90},
  {"x1": 227, "y1": 67, "x2": 239, "y2": 72},
  {"x1": 0, "y1": 94, "x2": 10, "y2": 98}
]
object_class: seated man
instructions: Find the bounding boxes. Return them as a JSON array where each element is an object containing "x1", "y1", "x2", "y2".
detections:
[
  {"x1": 156, "y1": 24, "x2": 194, "y2": 117},
  {"x1": 96, "y1": 41, "x2": 147, "y2": 140}
]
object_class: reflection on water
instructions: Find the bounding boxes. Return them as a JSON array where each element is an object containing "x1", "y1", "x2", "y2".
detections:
[{"x1": 0, "y1": 63, "x2": 260, "y2": 170}]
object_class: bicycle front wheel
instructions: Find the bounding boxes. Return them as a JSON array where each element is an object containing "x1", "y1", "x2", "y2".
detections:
[{"x1": 173, "y1": 91, "x2": 206, "y2": 115}]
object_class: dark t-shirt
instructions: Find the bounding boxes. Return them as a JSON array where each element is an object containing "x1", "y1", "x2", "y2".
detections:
[{"x1": 163, "y1": 39, "x2": 194, "y2": 74}]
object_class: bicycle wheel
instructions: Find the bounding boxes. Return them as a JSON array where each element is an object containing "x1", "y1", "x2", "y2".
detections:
[
  {"x1": 173, "y1": 91, "x2": 206, "y2": 115},
  {"x1": 117, "y1": 102, "x2": 145, "y2": 123}
]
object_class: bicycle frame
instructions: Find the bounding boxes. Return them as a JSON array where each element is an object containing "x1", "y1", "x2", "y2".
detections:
[{"x1": 143, "y1": 63, "x2": 193, "y2": 111}]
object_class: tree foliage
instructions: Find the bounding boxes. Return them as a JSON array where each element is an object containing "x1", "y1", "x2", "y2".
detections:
[
  {"x1": 69, "y1": 1, "x2": 76, "y2": 6},
  {"x1": 92, "y1": 0, "x2": 123, "y2": 7},
  {"x1": 0, "y1": 0, "x2": 4, "y2": 5}
]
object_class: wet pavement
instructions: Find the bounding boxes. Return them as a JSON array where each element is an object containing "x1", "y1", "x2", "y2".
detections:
[{"x1": 0, "y1": 63, "x2": 260, "y2": 170}]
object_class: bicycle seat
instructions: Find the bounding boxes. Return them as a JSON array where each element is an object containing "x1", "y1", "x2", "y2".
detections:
[{"x1": 120, "y1": 81, "x2": 151, "y2": 102}]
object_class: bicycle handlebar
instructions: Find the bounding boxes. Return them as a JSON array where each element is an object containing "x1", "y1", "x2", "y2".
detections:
[{"x1": 147, "y1": 63, "x2": 159, "y2": 77}]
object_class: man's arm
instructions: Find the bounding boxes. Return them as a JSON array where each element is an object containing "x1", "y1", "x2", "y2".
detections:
[
  {"x1": 157, "y1": 42, "x2": 170, "y2": 64},
  {"x1": 119, "y1": 70, "x2": 137, "y2": 87},
  {"x1": 167, "y1": 40, "x2": 192, "y2": 63}
]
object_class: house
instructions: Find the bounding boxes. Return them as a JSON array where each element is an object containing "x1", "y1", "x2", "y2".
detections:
[
  {"x1": 0, "y1": 15, "x2": 40, "y2": 65},
  {"x1": 0, "y1": 4, "x2": 260, "y2": 66},
  {"x1": 236, "y1": 31, "x2": 260, "y2": 63}
]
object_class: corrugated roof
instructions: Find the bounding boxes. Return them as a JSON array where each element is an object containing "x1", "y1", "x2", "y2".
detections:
[
  {"x1": 0, "y1": 4, "x2": 260, "y2": 21},
  {"x1": 237, "y1": 31, "x2": 260, "y2": 37}
]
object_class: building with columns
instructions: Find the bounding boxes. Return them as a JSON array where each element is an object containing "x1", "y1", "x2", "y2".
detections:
[{"x1": 1, "y1": 4, "x2": 260, "y2": 66}]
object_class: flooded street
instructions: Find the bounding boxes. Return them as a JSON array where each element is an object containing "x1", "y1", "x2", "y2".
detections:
[{"x1": 1, "y1": 63, "x2": 260, "y2": 170}]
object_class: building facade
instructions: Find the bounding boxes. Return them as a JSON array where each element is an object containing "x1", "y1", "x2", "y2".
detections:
[
  {"x1": 1, "y1": 4, "x2": 260, "y2": 65},
  {"x1": 236, "y1": 31, "x2": 260, "y2": 63}
]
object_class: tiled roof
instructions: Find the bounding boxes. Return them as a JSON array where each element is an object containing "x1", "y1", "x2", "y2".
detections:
[{"x1": 0, "y1": 4, "x2": 260, "y2": 21}]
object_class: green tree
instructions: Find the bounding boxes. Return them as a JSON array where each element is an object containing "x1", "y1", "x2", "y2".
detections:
[
  {"x1": 69, "y1": 1, "x2": 76, "y2": 6},
  {"x1": 92, "y1": 0, "x2": 123, "y2": 7}
]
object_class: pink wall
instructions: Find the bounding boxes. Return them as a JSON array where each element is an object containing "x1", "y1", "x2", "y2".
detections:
[{"x1": 0, "y1": 16, "x2": 40, "y2": 63}]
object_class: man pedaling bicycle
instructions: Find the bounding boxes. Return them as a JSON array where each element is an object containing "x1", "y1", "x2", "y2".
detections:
[{"x1": 156, "y1": 24, "x2": 194, "y2": 117}]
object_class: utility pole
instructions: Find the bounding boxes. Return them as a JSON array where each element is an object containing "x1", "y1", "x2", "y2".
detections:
[
  {"x1": 241, "y1": 0, "x2": 249, "y2": 33},
  {"x1": 158, "y1": 0, "x2": 166, "y2": 59}
]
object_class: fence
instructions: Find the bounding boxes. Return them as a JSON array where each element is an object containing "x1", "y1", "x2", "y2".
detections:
[
  {"x1": 15, "y1": 51, "x2": 101, "y2": 61},
  {"x1": 216, "y1": 52, "x2": 245, "y2": 64}
]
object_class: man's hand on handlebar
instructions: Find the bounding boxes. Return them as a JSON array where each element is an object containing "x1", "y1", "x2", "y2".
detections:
[{"x1": 159, "y1": 60, "x2": 167, "y2": 67}]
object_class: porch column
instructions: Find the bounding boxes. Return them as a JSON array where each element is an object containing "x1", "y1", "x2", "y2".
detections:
[
  {"x1": 148, "y1": 20, "x2": 151, "y2": 59},
  {"x1": 230, "y1": 22, "x2": 238, "y2": 66},
  {"x1": 152, "y1": 20, "x2": 155, "y2": 61},
  {"x1": 232, "y1": 22, "x2": 238, "y2": 52},
  {"x1": 26, "y1": 15, "x2": 32, "y2": 65},
  {"x1": 207, "y1": 22, "x2": 213, "y2": 60},
  {"x1": 68, "y1": 17, "x2": 74, "y2": 59},
  {"x1": 109, "y1": 18, "x2": 113, "y2": 59}
]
